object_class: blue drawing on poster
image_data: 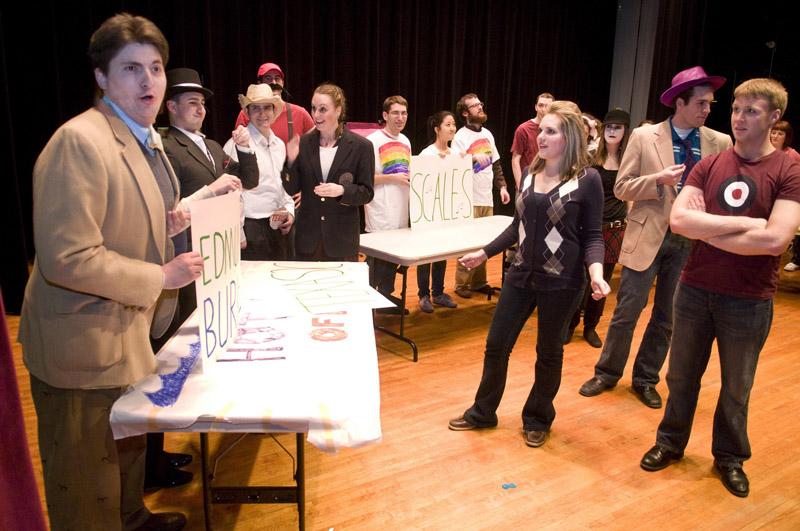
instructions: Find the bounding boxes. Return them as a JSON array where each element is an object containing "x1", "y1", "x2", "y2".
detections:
[{"x1": 145, "y1": 340, "x2": 200, "y2": 407}]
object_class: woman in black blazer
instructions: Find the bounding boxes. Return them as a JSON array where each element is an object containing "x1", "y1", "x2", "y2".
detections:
[{"x1": 284, "y1": 83, "x2": 374, "y2": 261}]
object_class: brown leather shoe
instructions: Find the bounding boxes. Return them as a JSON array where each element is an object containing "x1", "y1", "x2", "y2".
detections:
[
  {"x1": 448, "y1": 416, "x2": 478, "y2": 431},
  {"x1": 454, "y1": 287, "x2": 472, "y2": 299},
  {"x1": 523, "y1": 430, "x2": 547, "y2": 447},
  {"x1": 134, "y1": 512, "x2": 187, "y2": 531}
]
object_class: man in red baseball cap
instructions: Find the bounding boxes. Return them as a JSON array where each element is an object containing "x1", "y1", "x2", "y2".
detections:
[{"x1": 234, "y1": 62, "x2": 314, "y2": 146}]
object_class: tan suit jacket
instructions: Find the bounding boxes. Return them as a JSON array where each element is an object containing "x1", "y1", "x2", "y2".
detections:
[
  {"x1": 19, "y1": 101, "x2": 179, "y2": 389},
  {"x1": 614, "y1": 120, "x2": 732, "y2": 271}
]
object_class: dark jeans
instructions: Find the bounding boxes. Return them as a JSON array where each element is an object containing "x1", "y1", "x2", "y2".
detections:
[
  {"x1": 368, "y1": 257, "x2": 399, "y2": 297},
  {"x1": 242, "y1": 217, "x2": 291, "y2": 261},
  {"x1": 417, "y1": 260, "x2": 447, "y2": 298},
  {"x1": 570, "y1": 262, "x2": 616, "y2": 331},
  {"x1": 594, "y1": 232, "x2": 691, "y2": 387},
  {"x1": 464, "y1": 282, "x2": 583, "y2": 432},
  {"x1": 655, "y1": 283, "x2": 772, "y2": 465}
]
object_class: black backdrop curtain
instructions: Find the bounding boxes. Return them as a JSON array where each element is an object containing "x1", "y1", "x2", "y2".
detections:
[
  {"x1": 648, "y1": 0, "x2": 799, "y2": 134},
  {"x1": 3, "y1": 0, "x2": 621, "y2": 311}
]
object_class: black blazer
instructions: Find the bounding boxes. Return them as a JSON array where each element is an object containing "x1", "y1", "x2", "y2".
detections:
[
  {"x1": 285, "y1": 128, "x2": 374, "y2": 257},
  {"x1": 162, "y1": 126, "x2": 259, "y2": 198}
]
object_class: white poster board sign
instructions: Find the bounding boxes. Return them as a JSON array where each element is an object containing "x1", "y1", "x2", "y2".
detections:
[
  {"x1": 190, "y1": 191, "x2": 242, "y2": 372},
  {"x1": 409, "y1": 154, "x2": 473, "y2": 229}
]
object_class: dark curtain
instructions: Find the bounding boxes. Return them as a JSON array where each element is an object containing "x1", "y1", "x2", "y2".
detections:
[
  {"x1": 3, "y1": 0, "x2": 619, "y2": 311},
  {"x1": 648, "y1": 0, "x2": 799, "y2": 135}
]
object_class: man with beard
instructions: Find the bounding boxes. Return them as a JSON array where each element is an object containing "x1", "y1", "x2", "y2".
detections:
[
  {"x1": 511, "y1": 92, "x2": 554, "y2": 188},
  {"x1": 452, "y1": 93, "x2": 510, "y2": 298},
  {"x1": 578, "y1": 66, "x2": 732, "y2": 408}
]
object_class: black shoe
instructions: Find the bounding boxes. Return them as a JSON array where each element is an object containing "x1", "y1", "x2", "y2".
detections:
[
  {"x1": 583, "y1": 328, "x2": 603, "y2": 348},
  {"x1": 133, "y1": 512, "x2": 187, "y2": 530},
  {"x1": 640, "y1": 445, "x2": 683, "y2": 471},
  {"x1": 144, "y1": 468, "x2": 193, "y2": 493},
  {"x1": 472, "y1": 285, "x2": 495, "y2": 295},
  {"x1": 632, "y1": 384, "x2": 662, "y2": 408},
  {"x1": 165, "y1": 452, "x2": 192, "y2": 469},
  {"x1": 523, "y1": 430, "x2": 547, "y2": 448},
  {"x1": 563, "y1": 327, "x2": 576, "y2": 344},
  {"x1": 579, "y1": 376, "x2": 614, "y2": 397},
  {"x1": 714, "y1": 461, "x2": 749, "y2": 497},
  {"x1": 448, "y1": 416, "x2": 494, "y2": 431}
]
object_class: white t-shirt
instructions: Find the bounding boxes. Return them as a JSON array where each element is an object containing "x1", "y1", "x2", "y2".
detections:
[
  {"x1": 364, "y1": 129, "x2": 412, "y2": 232},
  {"x1": 452, "y1": 126, "x2": 500, "y2": 207},
  {"x1": 223, "y1": 124, "x2": 293, "y2": 219},
  {"x1": 419, "y1": 143, "x2": 457, "y2": 157}
]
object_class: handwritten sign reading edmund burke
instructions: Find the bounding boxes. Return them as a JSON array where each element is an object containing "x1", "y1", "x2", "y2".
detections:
[
  {"x1": 409, "y1": 154, "x2": 473, "y2": 229},
  {"x1": 190, "y1": 191, "x2": 242, "y2": 372}
]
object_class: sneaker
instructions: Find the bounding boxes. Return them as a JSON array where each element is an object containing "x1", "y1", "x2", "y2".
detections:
[
  {"x1": 432, "y1": 293, "x2": 458, "y2": 308},
  {"x1": 784, "y1": 262, "x2": 799, "y2": 272},
  {"x1": 418, "y1": 296, "x2": 434, "y2": 313},
  {"x1": 454, "y1": 286, "x2": 472, "y2": 299}
]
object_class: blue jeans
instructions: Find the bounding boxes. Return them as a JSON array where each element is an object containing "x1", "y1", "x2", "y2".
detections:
[
  {"x1": 417, "y1": 260, "x2": 446, "y2": 297},
  {"x1": 594, "y1": 232, "x2": 691, "y2": 387},
  {"x1": 464, "y1": 282, "x2": 583, "y2": 431},
  {"x1": 655, "y1": 283, "x2": 772, "y2": 465}
]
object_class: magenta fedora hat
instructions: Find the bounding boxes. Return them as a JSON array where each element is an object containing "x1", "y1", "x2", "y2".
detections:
[{"x1": 659, "y1": 66, "x2": 726, "y2": 107}]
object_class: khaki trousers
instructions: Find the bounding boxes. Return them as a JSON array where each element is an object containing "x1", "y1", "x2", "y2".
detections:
[
  {"x1": 30, "y1": 375, "x2": 147, "y2": 531},
  {"x1": 455, "y1": 206, "x2": 494, "y2": 290}
]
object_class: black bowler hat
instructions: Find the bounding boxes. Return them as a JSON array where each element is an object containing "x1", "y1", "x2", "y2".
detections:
[{"x1": 166, "y1": 68, "x2": 214, "y2": 99}]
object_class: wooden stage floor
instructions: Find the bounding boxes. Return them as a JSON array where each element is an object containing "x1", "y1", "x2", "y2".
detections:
[{"x1": 9, "y1": 255, "x2": 800, "y2": 530}]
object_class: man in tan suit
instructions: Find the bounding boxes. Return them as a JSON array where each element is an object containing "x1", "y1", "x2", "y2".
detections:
[
  {"x1": 18, "y1": 13, "x2": 202, "y2": 531},
  {"x1": 579, "y1": 67, "x2": 732, "y2": 408}
]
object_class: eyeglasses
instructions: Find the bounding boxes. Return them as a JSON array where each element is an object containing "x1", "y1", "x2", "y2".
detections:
[
  {"x1": 467, "y1": 101, "x2": 484, "y2": 110},
  {"x1": 259, "y1": 74, "x2": 283, "y2": 84}
]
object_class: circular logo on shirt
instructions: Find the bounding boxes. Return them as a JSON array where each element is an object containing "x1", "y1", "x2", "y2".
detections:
[{"x1": 716, "y1": 174, "x2": 756, "y2": 213}]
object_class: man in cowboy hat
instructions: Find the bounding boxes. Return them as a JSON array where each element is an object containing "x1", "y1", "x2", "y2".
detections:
[
  {"x1": 641, "y1": 77, "x2": 800, "y2": 497},
  {"x1": 146, "y1": 68, "x2": 258, "y2": 492},
  {"x1": 223, "y1": 84, "x2": 295, "y2": 260},
  {"x1": 234, "y1": 62, "x2": 314, "y2": 145},
  {"x1": 579, "y1": 66, "x2": 732, "y2": 408}
]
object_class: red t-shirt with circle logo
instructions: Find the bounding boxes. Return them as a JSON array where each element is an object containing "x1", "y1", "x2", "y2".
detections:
[{"x1": 681, "y1": 148, "x2": 800, "y2": 299}]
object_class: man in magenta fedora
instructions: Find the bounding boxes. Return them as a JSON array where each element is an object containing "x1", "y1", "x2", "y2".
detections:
[{"x1": 578, "y1": 66, "x2": 732, "y2": 408}]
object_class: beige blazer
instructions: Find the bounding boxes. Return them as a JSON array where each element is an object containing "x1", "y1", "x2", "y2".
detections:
[
  {"x1": 19, "y1": 101, "x2": 179, "y2": 389},
  {"x1": 614, "y1": 120, "x2": 732, "y2": 271}
]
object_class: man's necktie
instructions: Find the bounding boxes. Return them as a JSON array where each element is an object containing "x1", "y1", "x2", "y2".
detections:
[{"x1": 678, "y1": 137, "x2": 696, "y2": 191}]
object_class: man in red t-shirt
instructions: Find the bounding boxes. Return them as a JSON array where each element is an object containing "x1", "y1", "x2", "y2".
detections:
[
  {"x1": 510, "y1": 92, "x2": 554, "y2": 188},
  {"x1": 640, "y1": 78, "x2": 800, "y2": 499},
  {"x1": 234, "y1": 62, "x2": 314, "y2": 144}
]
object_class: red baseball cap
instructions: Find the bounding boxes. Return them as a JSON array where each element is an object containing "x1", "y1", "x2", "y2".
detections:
[{"x1": 257, "y1": 62, "x2": 284, "y2": 79}]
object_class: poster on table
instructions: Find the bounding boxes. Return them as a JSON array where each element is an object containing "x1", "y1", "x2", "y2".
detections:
[
  {"x1": 190, "y1": 191, "x2": 242, "y2": 372},
  {"x1": 409, "y1": 154, "x2": 473, "y2": 229}
]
